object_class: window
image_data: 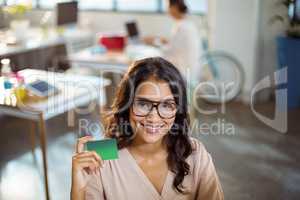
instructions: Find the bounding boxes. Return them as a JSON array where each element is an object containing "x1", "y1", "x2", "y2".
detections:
[
  {"x1": 186, "y1": 0, "x2": 207, "y2": 13},
  {"x1": 162, "y1": 0, "x2": 207, "y2": 14},
  {"x1": 4, "y1": 0, "x2": 207, "y2": 14},
  {"x1": 6, "y1": 0, "x2": 36, "y2": 6},
  {"x1": 1, "y1": 0, "x2": 38, "y2": 8},
  {"x1": 38, "y1": 0, "x2": 65, "y2": 9},
  {"x1": 117, "y1": 0, "x2": 158, "y2": 12},
  {"x1": 79, "y1": 0, "x2": 113, "y2": 10},
  {"x1": 37, "y1": 0, "x2": 112, "y2": 10}
]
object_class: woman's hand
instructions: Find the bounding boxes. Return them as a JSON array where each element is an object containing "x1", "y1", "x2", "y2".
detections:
[
  {"x1": 143, "y1": 36, "x2": 168, "y2": 46},
  {"x1": 143, "y1": 36, "x2": 156, "y2": 45},
  {"x1": 160, "y1": 37, "x2": 168, "y2": 45},
  {"x1": 71, "y1": 136, "x2": 104, "y2": 200}
]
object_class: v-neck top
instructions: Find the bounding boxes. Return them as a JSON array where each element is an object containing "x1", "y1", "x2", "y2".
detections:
[{"x1": 85, "y1": 137, "x2": 224, "y2": 200}]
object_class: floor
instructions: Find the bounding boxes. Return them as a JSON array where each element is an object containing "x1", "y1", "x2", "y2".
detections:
[
  {"x1": 0, "y1": 101, "x2": 300, "y2": 200},
  {"x1": 193, "y1": 101, "x2": 300, "y2": 200}
]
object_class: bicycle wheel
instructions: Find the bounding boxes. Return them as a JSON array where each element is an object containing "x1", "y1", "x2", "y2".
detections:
[{"x1": 194, "y1": 51, "x2": 245, "y2": 103}]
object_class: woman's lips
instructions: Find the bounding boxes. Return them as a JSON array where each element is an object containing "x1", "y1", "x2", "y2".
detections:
[{"x1": 139, "y1": 123, "x2": 164, "y2": 134}]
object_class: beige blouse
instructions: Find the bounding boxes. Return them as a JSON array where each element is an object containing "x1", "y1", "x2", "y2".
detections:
[{"x1": 85, "y1": 137, "x2": 224, "y2": 200}]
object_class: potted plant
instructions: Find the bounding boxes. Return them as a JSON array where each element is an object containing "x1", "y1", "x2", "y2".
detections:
[
  {"x1": 3, "y1": 4, "x2": 32, "y2": 41},
  {"x1": 270, "y1": 0, "x2": 300, "y2": 37}
]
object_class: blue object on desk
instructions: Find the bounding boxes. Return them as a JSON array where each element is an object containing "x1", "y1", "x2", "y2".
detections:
[
  {"x1": 276, "y1": 36, "x2": 300, "y2": 109},
  {"x1": 4, "y1": 80, "x2": 13, "y2": 89},
  {"x1": 90, "y1": 45, "x2": 107, "y2": 54}
]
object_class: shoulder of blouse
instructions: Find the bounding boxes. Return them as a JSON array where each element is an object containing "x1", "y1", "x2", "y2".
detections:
[
  {"x1": 189, "y1": 137, "x2": 205, "y2": 153},
  {"x1": 188, "y1": 137, "x2": 212, "y2": 172}
]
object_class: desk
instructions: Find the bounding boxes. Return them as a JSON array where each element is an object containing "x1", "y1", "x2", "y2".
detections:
[
  {"x1": 0, "y1": 27, "x2": 94, "y2": 72},
  {"x1": 68, "y1": 44, "x2": 162, "y2": 72},
  {"x1": 0, "y1": 69, "x2": 109, "y2": 200}
]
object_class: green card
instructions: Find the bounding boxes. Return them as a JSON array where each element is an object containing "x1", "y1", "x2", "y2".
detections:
[{"x1": 86, "y1": 138, "x2": 119, "y2": 160}]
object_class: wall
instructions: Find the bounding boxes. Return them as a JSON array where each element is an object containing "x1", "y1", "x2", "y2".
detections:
[{"x1": 209, "y1": 0, "x2": 260, "y2": 102}]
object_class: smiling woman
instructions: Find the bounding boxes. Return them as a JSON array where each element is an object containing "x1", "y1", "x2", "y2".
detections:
[{"x1": 71, "y1": 57, "x2": 224, "y2": 200}]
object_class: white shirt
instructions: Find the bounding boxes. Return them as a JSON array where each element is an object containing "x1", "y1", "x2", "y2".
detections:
[{"x1": 162, "y1": 18, "x2": 202, "y2": 82}]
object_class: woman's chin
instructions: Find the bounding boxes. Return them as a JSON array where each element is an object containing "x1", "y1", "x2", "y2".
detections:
[
  {"x1": 140, "y1": 131, "x2": 165, "y2": 144},
  {"x1": 134, "y1": 123, "x2": 167, "y2": 143}
]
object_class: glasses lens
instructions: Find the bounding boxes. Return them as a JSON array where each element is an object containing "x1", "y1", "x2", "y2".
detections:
[
  {"x1": 133, "y1": 100, "x2": 152, "y2": 116},
  {"x1": 158, "y1": 101, "x2": 177, "y2": 118}
]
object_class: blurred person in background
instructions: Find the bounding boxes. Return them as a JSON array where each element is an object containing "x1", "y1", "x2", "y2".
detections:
[{"x1": 144, "y1": 0, "x2": 202, "y2": 82}]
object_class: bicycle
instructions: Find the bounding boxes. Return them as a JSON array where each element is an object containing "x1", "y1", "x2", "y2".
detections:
[{"x1": 191, "y1": 35, "x2": 245, "y2": 104}]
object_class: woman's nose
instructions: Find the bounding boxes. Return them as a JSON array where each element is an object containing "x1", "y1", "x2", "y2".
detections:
[{"x1": 146, "y1": 107, "x2": 161, "y2": 121}]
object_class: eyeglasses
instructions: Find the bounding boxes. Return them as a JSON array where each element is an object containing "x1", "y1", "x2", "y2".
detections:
[{"x1": 132, "y1": 99, "x2": 177, "y2": 119}]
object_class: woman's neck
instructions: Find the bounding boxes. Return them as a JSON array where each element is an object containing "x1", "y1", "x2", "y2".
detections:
[
  {"x1": 129, "y1": 137, "x2": 167, "y2": 157},
  {"x1": 174, "y1": 13, "x2": 186, "y2": 21}
]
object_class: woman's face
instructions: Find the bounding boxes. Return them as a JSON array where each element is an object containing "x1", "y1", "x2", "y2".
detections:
[
  {"x1": 168, "y1": 4, "x2": 178, "y2": 19},
  {"x1": 129, "y1": 77, "x2": 177, "y2": 144}
]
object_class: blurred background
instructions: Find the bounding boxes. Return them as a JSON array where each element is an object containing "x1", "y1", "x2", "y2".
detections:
[{"x1": 0, "y1": 0, "x2": 300, "y2": 200}]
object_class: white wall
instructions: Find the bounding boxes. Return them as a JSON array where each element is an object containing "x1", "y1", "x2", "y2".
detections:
[{"x1": 209, "y1": 0, "x2": 260, "y2": 101}]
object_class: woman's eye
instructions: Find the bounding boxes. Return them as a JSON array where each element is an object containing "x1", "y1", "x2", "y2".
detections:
[
  {"x1": 137, "y1": 101, "x2": 150, "y2": 108},
  {"x1": 162, "y1": 102, "x2": 176, "y2": 110}
]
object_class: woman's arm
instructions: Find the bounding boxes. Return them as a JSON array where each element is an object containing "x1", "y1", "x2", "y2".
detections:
[{"x1": 71, "y1": 136, "x2": 104, "y2": 200}]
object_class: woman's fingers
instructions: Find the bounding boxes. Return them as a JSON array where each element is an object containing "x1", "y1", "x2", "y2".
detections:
[
  {"x1": 75, "y1": 155, "x2": 103, "y2": 167},
  {"x1": 75, "y1": 151, "x2": 103, "y2": 165},
  {"x1": 73, "y1": 137, "x2": 105, "y2": 176},
  {"x1": 76, "y1": 161, "x2": 99, "y2": 175},
  {"x1": 72, "y1": 151, "x2": 104, "y2": 171},
  {"x1": 78, "y1": 159, "x2": 99, "y2": 170},
  {"x1": 76, "y1": 136, "x2": 94, "y2": 153},
  {"x1": 73, "y1": 156, "x2": 99, "y2": 172}
]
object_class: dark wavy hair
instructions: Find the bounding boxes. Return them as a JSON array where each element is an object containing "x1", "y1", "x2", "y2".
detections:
[
  {"x1": 169, "y1": 0, "x2": 188, "y2": 14},
  {"x1": 105, "y1": 57, "x2": 193, "y2": 194}
]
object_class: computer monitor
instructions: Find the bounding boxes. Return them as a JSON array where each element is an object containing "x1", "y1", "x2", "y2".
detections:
[
  {"x1": 125, "y1": 21, "x2": 139, "y2": 40},
  {"x1": 56, "y1": 1, "x2": 78, "y2": 26}
]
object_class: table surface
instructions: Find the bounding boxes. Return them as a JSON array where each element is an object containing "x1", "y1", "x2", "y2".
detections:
[
  {"x1": 0, "y1": 69, "x2": 110, "y2": 121},
  {"x1": 0, "y1": 27, "x2": 93, "y2": 57},
  {"x1": 68, "y1": 44, "x2": 162, "y2": 72}
]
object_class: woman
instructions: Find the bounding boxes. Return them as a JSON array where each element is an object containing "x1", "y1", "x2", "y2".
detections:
[
  {"x1": 144, "y1": 0, "x2": 201, "y2": 81},
  {"x1": 71, "y1": 57, "x2": 223, "y2": 200}
]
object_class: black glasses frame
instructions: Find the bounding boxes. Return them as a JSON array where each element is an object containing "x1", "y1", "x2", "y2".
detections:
[{"x1": 132, "y1": 99, "x2": 177, "y2": 119}]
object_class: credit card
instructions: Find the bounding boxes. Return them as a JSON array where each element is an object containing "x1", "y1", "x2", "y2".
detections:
[{"x1": 86, "y1": 138, "x2": 118, "y2": 160}]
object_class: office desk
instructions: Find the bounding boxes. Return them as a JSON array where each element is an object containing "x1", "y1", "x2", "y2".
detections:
[
  {"x1": 68, "y1": 44, "x2": 162, "y2": 72},
  {"x1": 0, "y1": 27, "x2": 94, "y2": 72},
  {"x1": 68, "y1": 48, "x2": 129, "y2": 73},
  {"x1": 0, "y1": 69, "x2": 109, "y2": 200}
]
